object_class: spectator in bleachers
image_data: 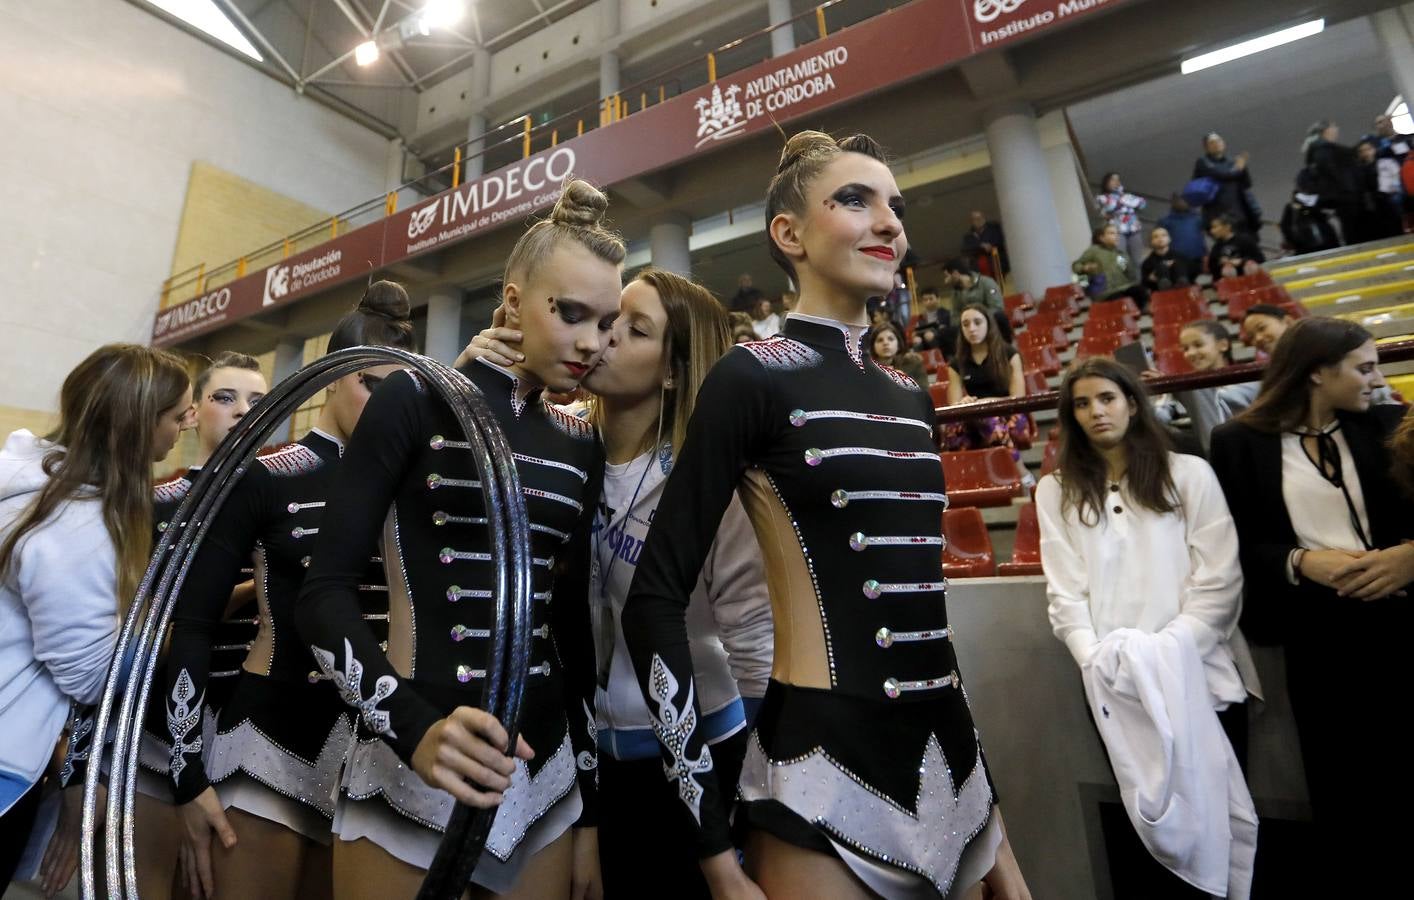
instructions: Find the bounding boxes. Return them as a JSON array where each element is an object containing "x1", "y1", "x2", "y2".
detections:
[
  {"x1": 1037, "y1": 357, "x2": 1258, "y2": 896},
  {"x1": 1279, "y1": 190, "x2": 1340, "y2": 255},
  {"x1": 1140, "y1": 226, "x2": 1199, "y2": 291},
  {"x1": 1209, "y1": 318, "x2": 1412, "y2": 885},
  {"x1": 1354, "y1": 139, "x2": 1404, "y2": 242},
  {"x1": 729, "y1": 312, "x2": 756, "y2": 345},
  {"x1": 961, "y1": 209, "x2": 1009, "y2": 279},
  {"x1": 1373, "y1": 113, "x2": 1411, "y2": 163},
  {"x1": 1157, "y1": 193, "x2": 1208, "y2": 263},
  {"x1": 780, "y1": 290, "x2": 798, "y2": 313},
  {"x1": 1192, "y1": 132, "x2": 1262, "y2": 233},
  {"x1": 1239, "y1": 303, "x2": 1290, "y2": 356},
  {"x1": 727, "y1": 272, "x2": 763, "y2": 313},
  {"x1": 943, "y1": 257, "x2": 1013, "y2": 342},
  {"x1": 1072, "y1": 224, "x2": 1149, "y2": 310},
  {"x1": 748, "y1": 296, "x2": 781, "y2": 339},
  {"x1": 942, "y1": 306, "x2": 1029, "y2": 479},
  {"x1": 1155, "y1": 320, "x2": 1258, "y2": 454},
  {"x1": 912, "y1": 286, "x2": 950, "y2": 352},
  {"x1": 868, "y1": 322, "x2": 929, "y2": 386},
  {"x1": 1302, "y1": 120, "x2": 1362, "y2": 245},
  {"x1": 1095, "y1": 172, "x2": 1148, "y2": 265},
  {"x1": 1206, "y1": 215, "x2": 1266, "y2": 279}
]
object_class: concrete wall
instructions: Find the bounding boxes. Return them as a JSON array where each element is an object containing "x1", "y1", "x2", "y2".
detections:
[
  {"x1": 951, "y1": 577, "x2": 1307, "y2": 899},
  {"x1": 0, "y1": 0, "x2": 389, "y2": 432},
  {"x1": 1067, "y1": 16, "x2": 1397, "y2": 242}
]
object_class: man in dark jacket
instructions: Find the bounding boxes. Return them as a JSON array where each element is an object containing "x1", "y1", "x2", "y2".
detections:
[
  {"x1": 727, "y1": 273, "x2": 763, "y2": 313},
  {"x1": 1193, "y1": 132, "x2": 1262, "y2": 233},
  {"x1": 960, "y1": 210, "x2": 1009, "y2": 278}
]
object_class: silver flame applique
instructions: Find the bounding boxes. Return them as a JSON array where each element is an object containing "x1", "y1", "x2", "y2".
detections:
[
  {"x1": 647, "y1": 654, "x2": 713, "y2": 823},
  {"x1": 311, "y1": 638, "x2": 399, "y2": 739},
  {"x1": 167, "y1": 668, "x2": 204, "y2": 783},
  {"x1": 739, "y1": 732, "x2": 993, "y2": 895}
]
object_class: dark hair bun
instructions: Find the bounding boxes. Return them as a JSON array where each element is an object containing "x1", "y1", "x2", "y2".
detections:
[
  {"x1": 359, "y1": 280, "x2": 411, "y2": 321},
  {"x1": 550, "y1": 180, "x2": 609, "y2": 228},
  {"x1": 776, "y1": 130, "x2": 836, "y2": 173}
]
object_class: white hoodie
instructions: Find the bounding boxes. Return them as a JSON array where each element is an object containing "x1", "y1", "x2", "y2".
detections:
[{"x1": 0, "y1": 430, "x2": 118, "y2": 807}]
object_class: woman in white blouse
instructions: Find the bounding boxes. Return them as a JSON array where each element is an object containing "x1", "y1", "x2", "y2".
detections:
[
  {"x1": 1209, "y1": 317, "x2": 1413, "y2": 891},
  {"x1": 1037, "y1": 358, "x2": 1258, "y2": 747},
  {"x1": 1037, "y1": 358, "x2": 1259, "y2": 894}
]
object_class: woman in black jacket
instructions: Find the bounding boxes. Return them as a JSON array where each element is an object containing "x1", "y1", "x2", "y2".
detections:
[
  {"x1": 1209, "y1": 318, "x2": 1412, "y2": 889},
  {"x1": 1301, "y1": 121, "x2": 1361, "y2": 245},
  {"x1": 1192, "y1": 132, "x2": 1262, "y2": 232}
]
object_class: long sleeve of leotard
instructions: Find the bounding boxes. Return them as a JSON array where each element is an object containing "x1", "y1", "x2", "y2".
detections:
[
  {"x1": 297, "y1": 371, "x2": 444, "y2": 763},
  {"x1": 162, "y1": 465, "x2": 269, "y2": 803},
  {"x1": 550, "y1": 453, "x2": 604, "y2": 827},
  {"x1": 620, "y1": 348, "x2": 774, "y2": 857}
]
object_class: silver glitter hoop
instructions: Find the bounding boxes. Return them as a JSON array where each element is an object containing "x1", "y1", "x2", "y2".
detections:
[{"x1": 79, "y1": 347, "x2": 533, "y2": 900}]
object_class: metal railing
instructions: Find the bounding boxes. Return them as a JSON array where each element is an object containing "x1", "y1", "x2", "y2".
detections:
[
  {"x1": 160, "y1": 0, "x2": 892, "y2": 308},
  {"x1": 933, "y1": 337, "x2": 1414, "y2": 422}
]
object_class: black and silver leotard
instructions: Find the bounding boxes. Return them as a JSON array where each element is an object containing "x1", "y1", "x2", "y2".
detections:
[
  {"x1": 296, "y1": 361, "x2": 602, "y2": 885},
  {"x1": 622, "y1": 314, "x2": 999, "y2": 898},
  {"x1": 161, "y1": 431, "x2": 387, "y2": 837}
]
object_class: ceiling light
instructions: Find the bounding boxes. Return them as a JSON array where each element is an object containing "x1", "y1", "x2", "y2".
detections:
[
  {"x1": 420, "y1": 0, "x2": 466, "y2": 31},
  {"x1": 142, "y1": 0, "x2": 263, "y2": 61},
  {"x1": 1181, "y1": 19, "x2": 1324, "y2": 75},
  {"x1": 355, "y1": 40, "x2": 380, "y2": 66}
]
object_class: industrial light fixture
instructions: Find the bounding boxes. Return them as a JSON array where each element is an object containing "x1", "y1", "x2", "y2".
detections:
[
  {"x1": 143, "y1": 0, "x2": 263, "y2": 61},
  {"x1": 420, "y1": 0, "x2": 467, "y2": 31},
  {"x1": 355, "y1": 40, "x2": 380, "y2": 66},
  {"x1": 1180, "y1": 19, "x2": 1324, "y2": 75}
]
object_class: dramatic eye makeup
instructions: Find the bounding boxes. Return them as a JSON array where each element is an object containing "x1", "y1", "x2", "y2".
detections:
[{"x1": 826, "y1": 183, "x2": 906, "y2": 220}]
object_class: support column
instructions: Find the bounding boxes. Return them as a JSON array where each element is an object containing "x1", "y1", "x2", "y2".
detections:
[
  {"x1": 768, "y1": 0, "x2": 796, "y2": 57},
  {"x1": 465, "y1": 48, "x2": 491, "y2": 180},
  {"x1": 384, "y1": 138, "x2": 404, "y2": 192},
  {"x1": 425, "y1": 291, "x2": 465, "y2": 365},
  {"x1": 982, "y1": 102, "x2": 1073, "y2": 297},
  {"x1": 1374, "y1": 6, "x2": 1414, "y2": 108},
  {"x1": 650, "y1": 214, "x2": 692, "y2": 276},
  {"x1": 1045, "y1": 141, "x2": 1096, "y2": 262},
  {"x1": 600, "y1": 1, "x2": 621, "y2": 100},
  {"x1": 272, "y1": 336, "x2": 304, "y2": 442}
]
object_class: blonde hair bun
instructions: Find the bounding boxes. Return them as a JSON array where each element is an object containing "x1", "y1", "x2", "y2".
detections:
[
  {"x1": 776, "y1": 130, "x2": 838, "y2": 173},
  {"x1": 549, "y1": 179, "x2": 610, "y2": 228}
]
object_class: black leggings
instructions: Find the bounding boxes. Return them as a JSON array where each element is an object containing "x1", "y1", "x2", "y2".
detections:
[{"x1": 1, "y1": 781, "x2": 44, "y2": 889}]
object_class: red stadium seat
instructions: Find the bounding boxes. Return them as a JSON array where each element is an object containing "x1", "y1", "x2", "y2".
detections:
[
  {"x1": 1083, "y1": 307, "x2": 1139, "y2": 340},
  {"x1": 942, "y1": 447, "x2": 1023, "y2": 508},
  {"x1": 1040, "y1": 436, "x2": 1060, "y2": 478},
  {"x1": 919, "y1": 348, "x2": 946, "y2": 373},
  {"x1": 1019, "y1": 341, "x2": 1061, "y2": 377},
  {"x1": 1227, "y1": 286, "x2": 1298, "y2": 323},
  {"x1": 1154, "y1": 346, "x2": 1195, "y2": 376},
  {"x1": 1022, "y1": 313, "x2": 1071, "y2": 350},
  {"x1": 1004, "y1": 292, "x2": 1034, "y2": 328},
  {"x1": 942, "y1": 507, "x2": 996, "y2": 578},
  {"x1": 1215, "y1": 271, "x2": 1274, "y2": 299},
  {"x1": 1151, "y1": 322, "x2": 1183, "y2": 349},
  {"x1": 1151, "y1": 292, "x2": 1212, "y2": 325},
  {"x1": 1090, "y1": 295, "x2": 1140, "y2": 320},
  {"x1": 1043, "y1": 283, "x2": 1084, "y2": 313},
  {"x1": 1023, "y1": 369, "x2": 1049, "y2": 395},
  {"x1": 997, "y1": 503, "x2": 1043, "y2": 576},
  {"x1": 929, "y1": 380, "x2": 950, "y2": 409},
  {"x1": 1151, "y1": 286, "x2": 1204, "y2": 307},
  {"x1": 1074, "y1": 331, "x2": 1133, "y2": 361}
]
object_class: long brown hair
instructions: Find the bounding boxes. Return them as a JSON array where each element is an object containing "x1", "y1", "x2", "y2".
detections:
[
  {"x1": 588, "y1": 268, "x2": 730, "y2": 456},
  {"x1": 1237, "y1": 317, "x2": 1373, "y2": 433},
  {"x1": 953, "y1": 303, "x2": 1011, "y2": 392},
  {"x1": 765, "y1": 131, "x2": 888, "y2": 281},
  {"x1": 1055, "y1": 358, "x2": 1176, "y2": 526},
  {"x1": 1, "y1": 344, "x2": 191, "y2": 611}
]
